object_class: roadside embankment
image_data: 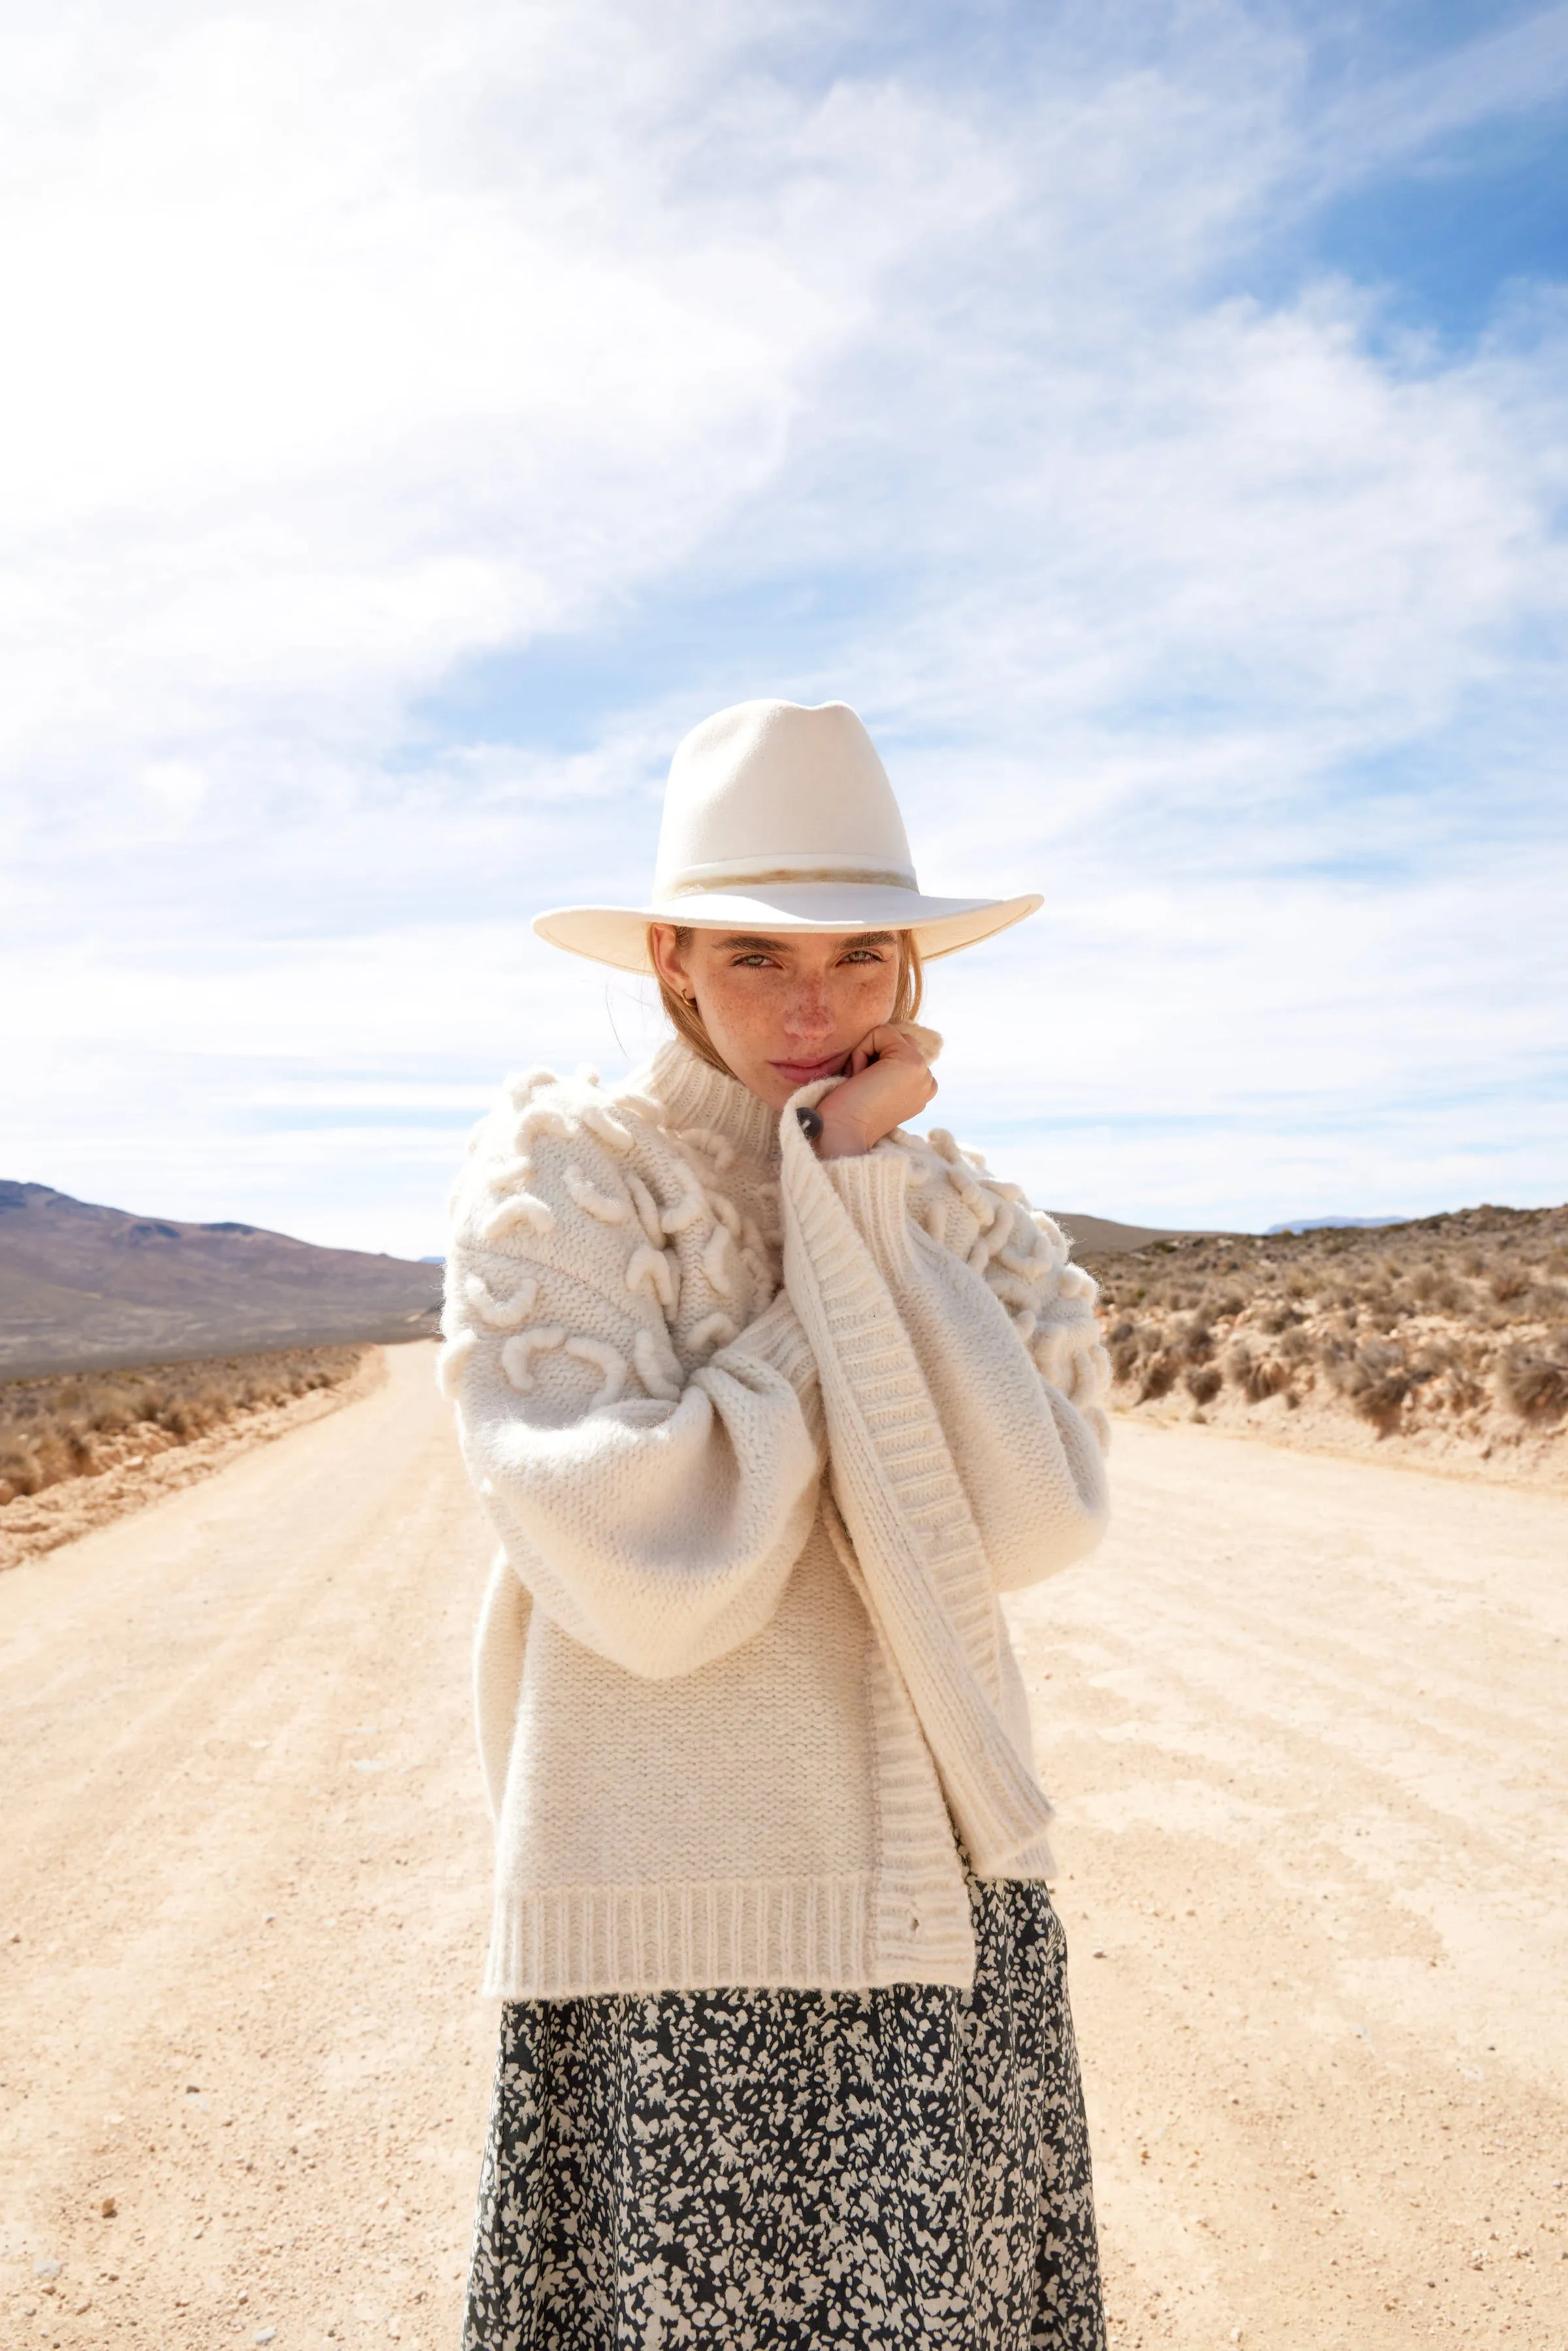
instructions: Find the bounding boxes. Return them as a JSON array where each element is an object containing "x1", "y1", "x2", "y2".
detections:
[
  {"x1": 0, "y1": 1346, "x2": 385, "y2": 1570},
  {"x1": 1082, "y1": 1202, "x2": 1568, "y2": 1489}
]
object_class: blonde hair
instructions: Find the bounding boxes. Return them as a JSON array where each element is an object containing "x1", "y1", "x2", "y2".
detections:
[{"x1": 653, "y1": 927, "x2": 924, "y2": 1077}]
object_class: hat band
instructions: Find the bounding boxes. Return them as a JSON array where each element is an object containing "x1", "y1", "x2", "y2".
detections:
[{"x1": 662, "y1": 864, "x2": 917, "y2": 897}]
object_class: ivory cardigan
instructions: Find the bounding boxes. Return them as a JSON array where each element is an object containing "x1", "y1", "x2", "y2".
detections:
[{"x1": 440, "y1": 1039, "x2": 1111, "y2": 2001}]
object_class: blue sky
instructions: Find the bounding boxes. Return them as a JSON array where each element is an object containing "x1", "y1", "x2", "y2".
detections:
[{"x1": 3, "y1": 0, "x2": 1565, "y2": 1255}]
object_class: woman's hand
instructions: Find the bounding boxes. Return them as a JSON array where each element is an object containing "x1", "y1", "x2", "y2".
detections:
[{"x1": 815, "y1": 1025, "x2": 938, "y2": 1159}]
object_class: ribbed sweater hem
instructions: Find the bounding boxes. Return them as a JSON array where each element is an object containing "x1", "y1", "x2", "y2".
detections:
[{"x1": 483, "y1": 1870, "x2": 976, "y2": 2000}]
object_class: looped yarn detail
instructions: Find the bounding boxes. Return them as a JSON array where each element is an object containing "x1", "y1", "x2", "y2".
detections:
[
  {"x1": 481, "y1": 1192, "x2": 556, "y2": 1243},
  {"x1": 701, "y1": 1224, "x2": 734, "y2": 1297},
  {"x1": 610, "y1": 1088, "x2": 664, "y2": 1124},
  {"x1": 632, "y1": 1327, "x2": 683, "y2": 1403},
  {"x1": 580, "y1": 1103, "x2": 635, "y2": 1155},
  {"x1": 500, "y1": 1325, "x2": 566, "y2": 1392},
  {"x1": 625, "y1": 1172, "x2": 667, "y2": 1249},
  {"x1": 659, "y1": 1162, "x2": 709, "y2": 1236},
  {"x1": 676, "y1": 1125, "x2": 737, "y2": 1172},
  {"x1": 563, "y1": 1335, "x2": 627, "y2": 1409},
  {"x1": 706, "y1": 1191, "x2": 742, "y2": 1238},
  {"x1": 626, "y1": 1242, "x2": 679, "y2": 1313},
  {"x1": 565, "y1": 1165, "x2": 630, "y2": 1224},
  {"x1": 464, "y1": 1272, "x2": 540, "y2": 1330},
  {"x1": 514, "y1": 1103, "x2": 574, "y2": 1153},
  {"x1": 434, "y1": 1330, "x2": 477, "y2": 1396},
  {"x1": 504, "y1": 1066, "x2": 559, "y2": 1109}
]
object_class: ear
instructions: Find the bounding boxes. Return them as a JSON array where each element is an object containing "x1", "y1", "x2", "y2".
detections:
[{"x1": 647, "y1": 923, "x2": 691, "y2": 996}]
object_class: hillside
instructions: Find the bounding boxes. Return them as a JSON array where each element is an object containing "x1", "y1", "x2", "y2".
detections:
[
  {"x1": 0, "y1": 1181, "x2": 442, "y2": 1376},
  {"x1": 1050, "y1": 1211, "x2": 1210, "y2": 1255},
  {"x1": 1085, "y1": 1200, "x2": 1568, "y2": 1487}
]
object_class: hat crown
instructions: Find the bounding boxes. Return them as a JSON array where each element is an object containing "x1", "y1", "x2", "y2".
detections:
[{"x1": 654, "y1": 699, "x2": 916, "y2": 897}]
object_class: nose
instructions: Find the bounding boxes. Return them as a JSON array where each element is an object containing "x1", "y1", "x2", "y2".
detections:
[{"x1": 781, "y1": 977, "x2": 834, "y2": 1045}]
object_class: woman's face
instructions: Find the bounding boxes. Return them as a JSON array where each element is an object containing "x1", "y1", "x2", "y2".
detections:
[{"x1": 649, "y1": 925, "x2": 902, "y2": 1110}]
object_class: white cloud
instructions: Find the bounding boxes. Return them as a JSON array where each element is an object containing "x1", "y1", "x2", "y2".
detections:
[
  {"x1": 4, "y1": 0, "x2": 1565, "y2": 1246},
  {"x1": 1309, "y1": 3, "x2": 1568, "y2": 182}
]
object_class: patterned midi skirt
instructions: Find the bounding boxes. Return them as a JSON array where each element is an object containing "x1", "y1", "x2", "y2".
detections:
[{"x1": 463, "y1": 1870, "x2": 1105, "y2": 2350}]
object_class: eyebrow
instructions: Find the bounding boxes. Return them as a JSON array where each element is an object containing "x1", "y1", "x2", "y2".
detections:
[{"x1": 714, "y1": 931, "x2": 898, "y2": 951}]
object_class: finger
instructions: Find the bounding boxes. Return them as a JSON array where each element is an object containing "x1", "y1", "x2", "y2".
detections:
[{"x1": 868, "y1": 1025, "x2": 923, "y2": 1067}]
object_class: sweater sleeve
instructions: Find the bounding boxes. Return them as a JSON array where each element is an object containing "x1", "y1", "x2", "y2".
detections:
[
  {"x1": 440, "y1": 1091, "x2": 825, "y2": 1683},
  {"x1": 776, "y1": 1104, "x2": 1078, "y2": 1872},
  {"x1": 821, "y1": 1140, "x2": 1109, "y2": 1593}
]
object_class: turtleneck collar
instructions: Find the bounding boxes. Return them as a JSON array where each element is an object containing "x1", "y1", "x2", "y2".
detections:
[{"x1": 636, "y1": 1038, "x2": 785, "y2": 1167}]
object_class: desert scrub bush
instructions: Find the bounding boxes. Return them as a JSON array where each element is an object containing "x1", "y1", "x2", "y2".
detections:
[
  {"x1": 1082, "y1": 1198, "x2": 1564, "y2": 1439},
  {"x1": 1225, "y1": 1345, "x2": 1293, "y2": 1405},
  {"x1": 1259, "y1": 1302, "x2": 1306, "y2": 1334},
  {"x1": 1497, "y1": 1345, "x2": 1568, "y2": 1422},
  {"x1": 1178, "y1": 1317, "x2": 1215, "y2": 1363},
  {"x1": 0, "y1": 1345, "x2": 367, "y2": 1508},
  {"x1": 1323, "y1": 1340, "x2": 1411, "y2": 1434},
  {"x1": 1184, "y1": 1364, "x2": 1222, "y2": 1406}
]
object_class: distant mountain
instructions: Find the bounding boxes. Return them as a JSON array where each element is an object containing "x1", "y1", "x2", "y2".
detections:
[
  {"x1": 0, "y1": 1181, "x2": 443, "y2": 1378},
  {"x1": 1267, "y1": 1216, "x2": 1409, "y2": 1236},
  {"x1": 1051, "y1": 1212, "x2": 1216, "y2": 1254}
]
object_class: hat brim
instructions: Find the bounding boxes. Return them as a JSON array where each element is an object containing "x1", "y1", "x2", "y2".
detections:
[{"x1": 532, "y1": 885, "x2": 1044, "y2": 974}]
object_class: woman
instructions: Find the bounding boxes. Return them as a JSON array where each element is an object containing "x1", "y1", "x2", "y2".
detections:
[{"x1": 441, "y1": 699, "x2": 1113, "y2": 2349}]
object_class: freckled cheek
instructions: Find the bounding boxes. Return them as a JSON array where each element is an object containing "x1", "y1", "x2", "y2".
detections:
[{"x1": 845, "y1": 971, "x2": 898, "y2": 1017}]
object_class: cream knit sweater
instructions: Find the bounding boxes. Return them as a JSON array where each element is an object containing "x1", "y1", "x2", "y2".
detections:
[{"x1": 440, "y1": 1038, "x2": 1111, "y2": 2000}]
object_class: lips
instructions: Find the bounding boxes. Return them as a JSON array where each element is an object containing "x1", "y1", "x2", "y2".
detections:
[{"x1": 769, "y1": 1052, "x2": 848, "y2": 1085}]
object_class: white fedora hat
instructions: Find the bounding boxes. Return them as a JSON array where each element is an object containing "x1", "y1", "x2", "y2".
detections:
[{"x1": 533, "y1": 698, "x2": 1042, "y2": 973}]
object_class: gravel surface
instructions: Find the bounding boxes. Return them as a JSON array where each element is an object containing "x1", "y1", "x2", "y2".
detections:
[{"x1": 2, "y1": 1343, "x2": 1564, "y2": 2348}]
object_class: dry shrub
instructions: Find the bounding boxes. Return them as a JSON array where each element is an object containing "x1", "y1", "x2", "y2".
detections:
[
  {"x1": 1224, "y1": 1345, "x2": 1292, "y2": 1404},
  {"x1": 1325, "y1": 1341, "x2": 1411, "y2": 1434},
  {"x1": 0, "y1": 1346, "x2": 367, "y2": 1509},
  {"x1": 1086, "y1": 1198, "x2": 1565, "y2": 1447},
  {"x1": 1498, "y1": 1347, "x2": 1568, "y2": 1422},
  {"x1": 1178, "y1": 1317, "x2": 1215, "y2": 1363},
  {"x1": 1259, "y1": 1303, "x2": 1305, "y2": 1335}
]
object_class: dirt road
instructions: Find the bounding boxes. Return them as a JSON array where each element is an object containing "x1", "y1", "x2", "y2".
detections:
[{"x1": 3, "y1": 1344, "x2": 1565, "y2": 2348}]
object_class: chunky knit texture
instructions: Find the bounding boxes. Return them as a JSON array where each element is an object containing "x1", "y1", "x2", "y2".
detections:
[{"x1": 442, "y1": 1040, "x2": 1111, "y2": 1999}]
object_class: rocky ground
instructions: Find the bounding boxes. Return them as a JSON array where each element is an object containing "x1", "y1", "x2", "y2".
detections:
[{"x1": 1079, "y1": 1202, "x2": 1568, "y2": 1490}]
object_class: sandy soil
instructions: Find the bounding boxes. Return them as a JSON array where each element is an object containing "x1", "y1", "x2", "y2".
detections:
[
  {"x1": 1111, "y1": 1374, "x2": 1568, "y2": 1496},
  {"x1": 1016, "y1": 1419, "x2": 1568, "y2": 2348},
  {"x1": 3, "y1": 1343, "x2": 1564, "y2": 2348}
]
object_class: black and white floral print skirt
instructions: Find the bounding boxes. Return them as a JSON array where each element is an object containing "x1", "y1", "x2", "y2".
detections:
[{"x1": 462, "y1": 1867, "x2": 1104, "y2": 2350}]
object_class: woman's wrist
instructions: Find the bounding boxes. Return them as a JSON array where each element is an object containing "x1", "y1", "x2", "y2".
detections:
[
  {"x1": 796, "y1": 1099, "x2": 872, "y2": 1158},
  {"x1": 804, "y1": 1099, "x2": 875, "y2": 1157}
]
